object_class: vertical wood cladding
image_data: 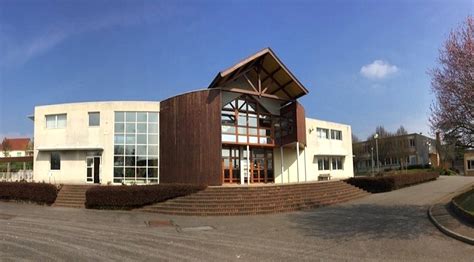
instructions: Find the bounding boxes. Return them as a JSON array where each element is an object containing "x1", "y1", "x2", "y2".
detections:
[
  {"x1": 295, "y1": 102, "x2": 307, "y2": 146},
  {"x1": 159, "y1": 90, "x2": 222, "y2": 185},
  {"x1": 279, "y1": 101, "x2": 306, "y2": 146}
]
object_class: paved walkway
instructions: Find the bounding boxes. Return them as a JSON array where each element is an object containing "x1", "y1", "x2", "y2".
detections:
[{"x1": 1, "y1": 176, "x2": 474, "y2": 261}]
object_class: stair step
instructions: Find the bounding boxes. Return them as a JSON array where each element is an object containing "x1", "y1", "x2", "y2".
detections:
[
  {"x1": 53, "y1": 185, "x2": 91, "y2": 208},
  {"x1": 139, "y1": 182, "x2": 369, "y2": 216},
  {"x1": 148, "y1": 191, "x2": 366, "y2": 210}
]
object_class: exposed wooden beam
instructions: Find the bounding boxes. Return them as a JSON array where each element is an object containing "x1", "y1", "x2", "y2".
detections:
[
  {"x1": 270, "y1": 79, "x2": 293, "y2": 95},
  {"x1": 261, "y1": 67, "x2": 281, "y2": 84},
  {"x1": 221, "y1": 87, "x2": 287, "y2": 101},
  {"x1": 244, "y1": 73, "x2": 258, "y2": 93}
]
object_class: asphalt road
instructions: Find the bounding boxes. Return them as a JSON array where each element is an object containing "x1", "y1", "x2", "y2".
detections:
[{"x1": 1, "y1": 176, "x2": 474, "y2": 261}]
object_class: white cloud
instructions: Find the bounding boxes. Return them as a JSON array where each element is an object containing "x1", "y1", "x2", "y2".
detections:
[{"x1": 360, "y1": 60, "x2": 398, "y2": 80}]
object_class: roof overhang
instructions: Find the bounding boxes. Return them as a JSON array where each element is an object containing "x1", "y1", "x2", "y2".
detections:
[
  {"x1": 208, "y1": 48, "x2": 309, "y2": 101},
  {"x1": 37, "y1": 146, "x2": 104, "y2": 151}
]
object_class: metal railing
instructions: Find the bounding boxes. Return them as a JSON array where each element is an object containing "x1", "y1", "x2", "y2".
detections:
[{"x1": 0, "y1": 170, "x2": 34, "y2": 182}]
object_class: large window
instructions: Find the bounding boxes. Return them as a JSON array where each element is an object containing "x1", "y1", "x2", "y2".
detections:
[
  {"x1": 221, "y1": 96, "x2": 274, "y2": 145},
  {"x1": 50, "y1": 152, "x2": 61, "y2": 170},
  {"x1": 316, "y1": 128, "x2": 329, "y2": 139},
  {"x1": 113, "y1": 111, "x2": 159, "y2": 184},
  {"x1": 88, "y1": 112, "x2": 100, "y2": 126},
  {"x1": 332, "y1": 157, "x2": 343, "y2": 170},
  {"x1": 46, "y1": 114, "x2": 67, "y2": 129},
  {"x1": 331, "y1": 129, "x2": 342, "y2": 140},
  {"x1": 318, "y1": 156, "x2": 344, "y2": 171},
  {"x1": 318, "y1": 157, "x2": 330, "y2": 170}
]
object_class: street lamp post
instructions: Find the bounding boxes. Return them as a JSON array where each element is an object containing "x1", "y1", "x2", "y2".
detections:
[
  {"x1": 374, "y1": 133, "x2": 379, "y2": 173},
  {"x1": 371, "y1": 147, "x2": 374, "y2": 176}
]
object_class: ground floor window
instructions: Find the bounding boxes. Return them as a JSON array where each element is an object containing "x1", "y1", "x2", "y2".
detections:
[
  {"x1": 317, "y1": 156, "x2": 344, "y2": 171},
  {"x1": 317, "y1": 157, "x2": 330, "y2": 170},
  {"x1": 332, "y1": 157, "x2": 343, "y2": 170},
  {"x1": 467, "y1": 159, "x2": 474, "y2": 170},
  {"x1": 50, "y1": 152, "x2": 60, "y2": 170}
]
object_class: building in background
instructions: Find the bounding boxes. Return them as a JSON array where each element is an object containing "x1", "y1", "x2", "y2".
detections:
[
  {"x1": 353, "y1": 133, "x2": 436, "y2": 174},
  {"x1": 463, "y1": 150, "x2": 474, "y2": 176},
  {"x1": 31, "y1": 48, "x2": 354, "y2": 185},
  {"x1": 0, "y1": 138, "x2": 32, "y2": 158}
]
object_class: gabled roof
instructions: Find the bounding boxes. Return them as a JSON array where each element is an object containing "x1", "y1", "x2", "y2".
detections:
[
  {"x1": 208, "y1": 48, "x2": 309, "y2": 101},
  {"x1": 0, "y1": 138, "x2": 31, "y2": 151}
]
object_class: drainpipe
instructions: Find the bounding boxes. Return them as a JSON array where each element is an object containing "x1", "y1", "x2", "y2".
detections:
[
  {"x1": 296, "y1": 142, "x2": 300, "y2": 183},
  {"x1": 280, "y1": 146, "x2": 284, "y2": 184},
  {"x1": 304, "y1": 146, "x2": 307, "y2": 182},
  {"x1": 247, "y1": 145, "x2": 250, "y2": 185}
]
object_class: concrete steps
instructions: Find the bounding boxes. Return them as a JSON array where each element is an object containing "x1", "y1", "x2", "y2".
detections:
[
  {"x1": 53, "y1": 185, "x2": 94, "y2": 208},
  {"x1": 140, "y1": 181, "x2": 369, "y2": 216}
]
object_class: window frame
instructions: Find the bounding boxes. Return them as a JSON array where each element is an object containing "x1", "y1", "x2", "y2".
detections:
[
  {"x1": 45, "y1": 114, "x2": 67, "y2": 129},
  {"x1": 88, "y1": 112, "x2": 100, "y2": 127},
  {"x1": 113, "y1": 111, "x2": 159, "y2": 184},
  {"x1": 330, "y1": 129, "x2": 342, "y2": 140},
  {"x1": 50, "y1": 152, "x2": 61, "y2": 170},
  {"x1": 316, "y1": 128, "x2": 329, "y2": 139},
  {"x1": 467, "y1": 159, "x2": 474, "y2": 170}
]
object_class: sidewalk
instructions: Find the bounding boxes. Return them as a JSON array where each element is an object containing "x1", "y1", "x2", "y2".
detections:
[{"x1": 428, "y1": 181, "x2": 474, "y2": 245}]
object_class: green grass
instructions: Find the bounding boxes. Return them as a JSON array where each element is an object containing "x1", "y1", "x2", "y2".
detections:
[{"x1": 454, "y1": 189, "x2": 474, "y2": 214}]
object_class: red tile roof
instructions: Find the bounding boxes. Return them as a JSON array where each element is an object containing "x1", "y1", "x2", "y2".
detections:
[{"x1": 0, "y1": 138, "x2": 31, "y2": 151}]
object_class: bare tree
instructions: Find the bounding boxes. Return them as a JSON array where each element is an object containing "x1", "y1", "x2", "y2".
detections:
[
  {"x1": 429, "y1": 16, "x2": 474, "y2": 148},
  {"x1": 1, "y1": 139, "x2": 11, "y2": 157},
  {"x1": 367, "y1": 125, "x2": 392, "y2": 140},
  {"x1": 395, "y1": 125, "x2": 408, "y2": 136},
  {"x1": 352, "y1": 134, "x2": 360, "y2": 143}
]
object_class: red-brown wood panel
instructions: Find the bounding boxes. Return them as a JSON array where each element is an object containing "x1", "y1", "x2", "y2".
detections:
[
  {"x1": 279, "y1": 101, "x2": 306, "y2": 146},
  {"x1": 295, "y1": 102, "x2": 307, "y2": 146},
  {"x1": 159, "y1": 90, "x2": 222, "y2": 185}
]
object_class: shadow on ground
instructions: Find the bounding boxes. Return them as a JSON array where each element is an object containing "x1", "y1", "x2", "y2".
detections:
[{"x1": 288, "y1": 204, "x2": 435, "y2": 241}]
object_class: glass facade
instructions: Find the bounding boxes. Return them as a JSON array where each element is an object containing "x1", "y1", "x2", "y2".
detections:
[
  {"x1": 113, "y1": 111, "x2": 159, "y2": 184},
  {"x1": 221, "y1": 96, "x2": 274, "y2": 145}
]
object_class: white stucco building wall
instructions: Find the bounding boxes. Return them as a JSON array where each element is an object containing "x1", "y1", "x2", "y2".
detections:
[
  {"x1": 33, "y1": 101, "x2": 160, "y2": 184},
  {"x1": 274, "y1": 118, "x2": 354, "y2": 183}
]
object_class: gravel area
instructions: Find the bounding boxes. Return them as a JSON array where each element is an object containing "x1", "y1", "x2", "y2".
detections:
[{"x1": 1, "y1": 176, "x2": 474, "y2": 261}]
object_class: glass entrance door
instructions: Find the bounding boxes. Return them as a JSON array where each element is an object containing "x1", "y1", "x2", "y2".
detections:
[
  {"x1": 250, "y1": 148, "x2": 274, "y2": 183},
  {"x1": 222, "y1": 147, "x2": 240, "y2": 183},
  {"x1": 86, "y1": 156, "x2": 101, "y2": 184}
]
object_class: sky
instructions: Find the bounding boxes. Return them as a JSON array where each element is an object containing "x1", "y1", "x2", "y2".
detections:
[{"x1": 0, "y1": 0, "x2": 472, "y2": 141}]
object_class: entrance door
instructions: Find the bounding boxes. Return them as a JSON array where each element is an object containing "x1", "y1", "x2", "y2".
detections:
[
  {"x1": 250, "y1": 148, "x2": 274, "y2": 183},
  {"x1": 222, "y1": 147, "x2": 240, "y2": 183},
  {"x1": 86, "y1": 156, "x2": 101, "y2": 184}
]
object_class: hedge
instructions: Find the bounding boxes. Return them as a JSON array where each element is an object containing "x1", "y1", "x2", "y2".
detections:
[
  {"x1": 85, "y1": 183, "x2": 207, "y2": 209},
  {"x1": 345, "y1": 171, "x2": 439, "y2": 193},
  {"x1": 0, "y1": 182, "x2": 58, "y2": 205}
]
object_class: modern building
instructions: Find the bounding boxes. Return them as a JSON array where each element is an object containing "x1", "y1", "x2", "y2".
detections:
[
  {"x1": 31, "y1": 48, "x2": 354, "y2": 185},
  {"x1": 0, "y1": 138, "x2": 32, "y2": 158},
  {"x1": 353, "y1": 133, "x2": 436, "y2": 174}
]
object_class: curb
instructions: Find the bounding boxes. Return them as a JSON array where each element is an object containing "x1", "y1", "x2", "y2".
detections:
[{"x1": 428, "y1": 204, "x2": 474, "y2": 245}]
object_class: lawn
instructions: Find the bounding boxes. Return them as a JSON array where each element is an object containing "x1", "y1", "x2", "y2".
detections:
[{"x1": 455, "y1": 189, "x2": 474, "y2": 214}]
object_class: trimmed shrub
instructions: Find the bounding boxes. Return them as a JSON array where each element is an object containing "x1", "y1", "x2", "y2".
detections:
[
  {"x1": 0, "y1": 182, "x2": 58, "y2": 205},
  {"x1": 345, "y1": 171, "x2": 439, "y2": 193},
  {"x1": 85, "y1": 183, "x2": 207, "y2": 209}
]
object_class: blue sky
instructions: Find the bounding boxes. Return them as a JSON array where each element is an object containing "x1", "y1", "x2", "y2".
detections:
[{"x1": 0, "y1": 0, "x2": 472, "y2": 140}]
